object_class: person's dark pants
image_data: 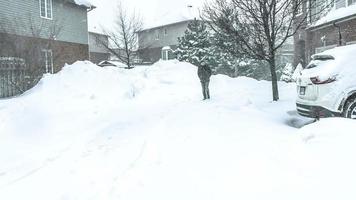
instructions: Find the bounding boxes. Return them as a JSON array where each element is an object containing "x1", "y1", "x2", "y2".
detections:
[{"x1": 200, "y1": 81, "x2": 210, "y2": 100}]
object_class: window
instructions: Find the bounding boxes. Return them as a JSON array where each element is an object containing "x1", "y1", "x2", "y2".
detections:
[
  {"x1": 296, "y1": 0, "x2": 303, "y2": 16},
  {"x1": 40, "y1": 0, "x2": 53, "y2": 19},
  {"x1": 42, "y1": 49, "x2": 54, "y2": 74},
  {"x1": 164, "y1": 29, "x2": 168, "y2": 36},
  {"x1": 335, "y1": 0, "x2": 346, "y2": 9},
  {"x1": 324, "y1": 0, "x2": 333, "y2": 8},
  {"x1": 155, "y1": 29, "x2": 159, "y2": 40},
  {"x1": 161, "y1": 47, "x2": 174, "y2": 60},
  {"x1": 348, "y1": 0, "x2": 356, "y2": 6}
]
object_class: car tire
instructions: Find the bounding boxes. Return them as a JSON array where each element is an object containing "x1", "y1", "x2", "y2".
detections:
[{"x1": 343, "y1": 97, "x2": 356, "y2": 119}]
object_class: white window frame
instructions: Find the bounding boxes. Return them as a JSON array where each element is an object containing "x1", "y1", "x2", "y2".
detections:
[
  {"x1": 42, "y1": 49, "x2": 54, "y2": 74},
  {"x1": 161, "y1": 47, "x2": 173, "y2": 60},
  {"x1": 39, "y1": 0, "x2": 53, "y2": 20}
]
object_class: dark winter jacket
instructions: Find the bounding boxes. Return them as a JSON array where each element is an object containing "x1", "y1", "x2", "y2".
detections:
[{"x1": 197, "y1": 65, "x2": 212, "y2": 82}]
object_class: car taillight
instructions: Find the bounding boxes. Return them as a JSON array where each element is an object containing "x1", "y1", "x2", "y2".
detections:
[{"x1": 310, "y1": 75, "x2": 337, "y2": 85}]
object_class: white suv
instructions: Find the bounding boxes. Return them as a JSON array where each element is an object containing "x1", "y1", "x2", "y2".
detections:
[{"x1": 296, "y1": 44, "x2": 356, "y2": 119}]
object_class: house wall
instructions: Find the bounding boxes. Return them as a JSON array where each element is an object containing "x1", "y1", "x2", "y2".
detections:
[
  {"x1": 89, "y1": 32, "x2": 108, "y2": 53},
  {"x1": 137, "y1": 21, "x2": 191, "y2": 63},
  {"x1": 90, "y1": 52, "x2": 110, "y2": 64},
  {"x1": 306, "y1": 17, "x2": 356, "y2": 61},
  {"x1": 89, "y1": 32, "x2": 110, "y2": 63},
  {"x1": 138, "y1": 21, "x2": 191, "y2": 48},
  {"x1": 0, "y1": 0, "x2": 89, "y2": 45},
  {"x1": 293, "y1": 0, "x2": 356, "y2": 66},
  {"x1": 137, "y1": 47, "x2": 161, "y2": 63},
  {"x1": 0, "y1": 33, "x2": 89, "y2": 73}
]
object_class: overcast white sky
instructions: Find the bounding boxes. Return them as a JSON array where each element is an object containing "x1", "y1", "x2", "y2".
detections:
[{"x1": 88, "y1": 0, "x2": 205, "y2": 33}]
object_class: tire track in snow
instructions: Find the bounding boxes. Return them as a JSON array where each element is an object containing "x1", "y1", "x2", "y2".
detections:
[{"x1": 0, "y1": 145, "x2": 72, "y2": 190}]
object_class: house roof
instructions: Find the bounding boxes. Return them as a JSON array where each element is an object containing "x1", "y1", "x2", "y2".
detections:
[
  {"x1": 140, "y1": 7, "x2": 198, "y2": 31},
  {"x1": 67, "y1": 0, "x2": 96, "y2": 9},
  {"x1": 138, "y1": 20, "x2": 194, "y2": 32},
  {"x1": 311, "y1": 4, "x2": 356, "y2": 28},
  {"x1": 89, "y1": 31, "x2": 108, "y2": 37}
]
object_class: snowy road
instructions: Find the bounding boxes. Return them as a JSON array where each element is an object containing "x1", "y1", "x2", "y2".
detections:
[{"x1": 1, "y1": 61, "x2": 356, "y2": 200}]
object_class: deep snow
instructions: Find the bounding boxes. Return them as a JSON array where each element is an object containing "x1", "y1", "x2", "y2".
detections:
[{"x1": 0, "y1": 60, "x2": 355, "y2": 200}]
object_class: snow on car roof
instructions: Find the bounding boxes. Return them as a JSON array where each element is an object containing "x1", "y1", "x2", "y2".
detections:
[
  {"x1": 313, "y1": 44, "x2": 356, "y2": 58},
  {"x1": 98, "y1": 60, "x2": 127, "y2": 68},
  {"x1": 304, "y1": 44, "x2": 356, "y2": 81}
]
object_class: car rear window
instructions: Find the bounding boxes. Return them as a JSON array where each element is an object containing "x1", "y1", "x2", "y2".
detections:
[{"x1": 306, "y1": 55, "x2": 335, "y2": 69}]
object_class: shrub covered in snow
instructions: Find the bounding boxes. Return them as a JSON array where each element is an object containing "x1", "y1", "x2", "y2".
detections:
[
  {"x1": 280, "y1": 63, "x2": 294, "y2": 82},
  {"x1": 292, "y1": 63, "x2": 303, "y2": 81}
]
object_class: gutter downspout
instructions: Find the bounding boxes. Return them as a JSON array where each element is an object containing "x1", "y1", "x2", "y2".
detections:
[
  {"x1": 87, "y1": 7, "x2": 95, "y2": 61},
  {"x1": 333, "y1": 22, "x2": 342, "y2": 46}
]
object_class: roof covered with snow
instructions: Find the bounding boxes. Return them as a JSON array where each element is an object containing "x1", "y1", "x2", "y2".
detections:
[
  {"x1": 312, "y1": 4, "x2": 356, "y2": 28},
  {"x1": 141, "y1": 6, "x2": 198, "y2": 31},
  {"x1": 70, "y1": 0, "x2": 95, "y2": 8}
]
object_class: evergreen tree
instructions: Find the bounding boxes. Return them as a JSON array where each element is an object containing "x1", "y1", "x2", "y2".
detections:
[
  {"x1": 280, "y1": 63, "x2": 294, "y2": 82},
  {"x1": 211, "y1": 30, "x2": 270, "y2": 79},
  {"x1": 176, "y1": 20, "x2": 270, "y2": 80},
  {"x1": 176, "y1": 20, "x2": 216, "y2": 69}
]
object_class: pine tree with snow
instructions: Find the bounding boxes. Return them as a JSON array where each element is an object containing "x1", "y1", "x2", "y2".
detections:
[
  {"x1": 280, "y1": 63, "x2": 294, "y2": 82},
  {"x1": 176, "y1": 20, "x2": 216, "y2": 68}
]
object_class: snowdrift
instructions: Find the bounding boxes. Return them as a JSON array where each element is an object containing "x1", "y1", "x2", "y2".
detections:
[{"x1": 0, "y1": 60, "x2": 356, "y2": 200}]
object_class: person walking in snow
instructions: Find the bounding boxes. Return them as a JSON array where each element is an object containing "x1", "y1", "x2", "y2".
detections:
[
  {"x1": 175, "y1": 20, "x2": 214, "y2": 100},
  {"x1": 198, "y1": 64, "x2": 212, "y2": 100}
]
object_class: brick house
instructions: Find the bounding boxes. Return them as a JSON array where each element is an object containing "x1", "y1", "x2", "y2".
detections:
[
  {"x1": 294, "y1": 0, "x2": 356, "y2": 67},
  {"x1": 0, "y1": 0, "x2": 94, "y2": 74},
  {"x1": 89, "y1": 32, "x2": 110, "y2": 64}
]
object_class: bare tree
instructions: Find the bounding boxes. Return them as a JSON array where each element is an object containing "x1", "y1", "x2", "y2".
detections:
[
  {"x1": 203, "y1": 0, "x2": 332, "y2": 101},
  {"x1": 99, "y1": 1, "x2": 143, "y2": 69}
]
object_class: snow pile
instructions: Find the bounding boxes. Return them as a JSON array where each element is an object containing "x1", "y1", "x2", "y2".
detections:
[
  {"x1": 313, "y1": 4, "x2": 356, "y2": 27},
  {"x1": 1, "y1": 60, "x2": 356, "y2": 199},
  {"x1": 298, "y1": 118, "x2": 356, "y2": 197}
]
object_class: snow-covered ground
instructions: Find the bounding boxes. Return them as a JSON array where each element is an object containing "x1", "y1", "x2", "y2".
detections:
[{"x1": 0, "y1": 60, "x2": 355, "y2": 200}]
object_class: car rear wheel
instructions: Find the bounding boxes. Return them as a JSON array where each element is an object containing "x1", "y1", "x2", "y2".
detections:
[{"x1": 343, "y1": 97, "x2": 356, "y2": 119}]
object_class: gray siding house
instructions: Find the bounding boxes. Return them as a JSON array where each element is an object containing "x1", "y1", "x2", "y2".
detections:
[
  {"x1": 137, "y1": 20, "x2": 194, "y2": 63},
  {"x1": 89, "y1": 32, "x2": 110, "y2": 64},
  {"x1": 0, "y1": 0, "x2": 94, "y2": 74}
]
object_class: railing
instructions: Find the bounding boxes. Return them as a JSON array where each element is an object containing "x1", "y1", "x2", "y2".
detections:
[{"x1": 0, "y1": 57, "x2": 28, "y2": 98}]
